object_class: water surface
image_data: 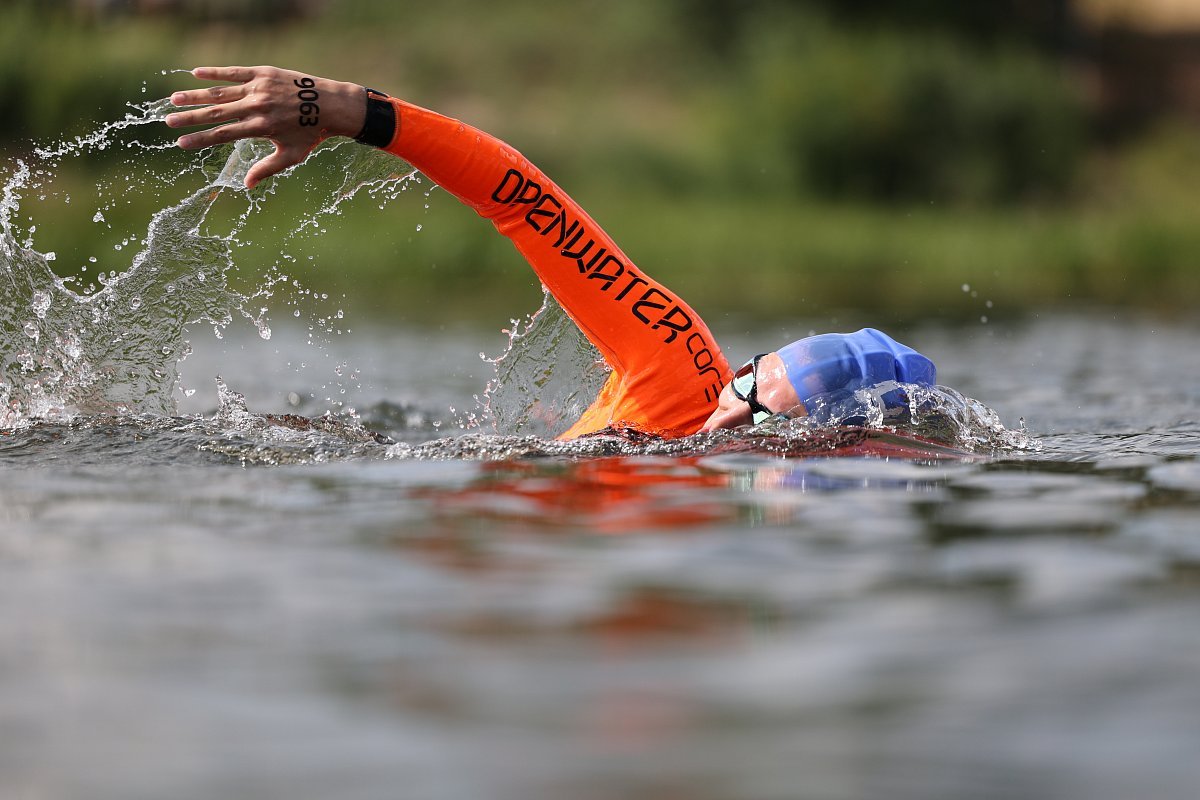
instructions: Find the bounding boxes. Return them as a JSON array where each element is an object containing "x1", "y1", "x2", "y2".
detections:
[{"x1": 2, "y1": 313, "x2": 1197, "y2": 800}]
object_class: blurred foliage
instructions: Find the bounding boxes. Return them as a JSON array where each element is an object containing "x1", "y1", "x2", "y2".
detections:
[
  {"x1": 0, "y1": 0, "x2": 1196, "y2": 323},
  {"x1": 718, "y1": 11, "x2": 1084, "y2": 203},
  {"x1": 0, "y1": 5, "x2": 172, "y2": 142},
  {"x1": 802, "y1": 0, "x2": 1075, "y2": 50}
]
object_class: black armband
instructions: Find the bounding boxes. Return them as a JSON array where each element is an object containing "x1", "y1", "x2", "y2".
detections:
[{"x1": 354, "y1": 88, "x2": 396, "y2": 148}]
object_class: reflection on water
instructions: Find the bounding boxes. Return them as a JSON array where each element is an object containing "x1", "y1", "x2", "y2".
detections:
[{"x1": 414, "y1": 457, "x2": 735, "y2": 533}]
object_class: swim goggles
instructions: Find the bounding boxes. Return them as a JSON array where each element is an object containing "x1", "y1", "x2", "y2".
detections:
[{"x1": 730, "y1": 354, "x2": 777, "y2": 425}]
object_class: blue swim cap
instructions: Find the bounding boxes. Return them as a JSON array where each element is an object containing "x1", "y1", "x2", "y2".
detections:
[{"x1": 777, "y1": 328, "x2": 936, "y2": 411}]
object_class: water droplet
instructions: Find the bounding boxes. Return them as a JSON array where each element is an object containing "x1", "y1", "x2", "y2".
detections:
[
  {"x1": 129, "y1": 296, "x2": 142, "y2": 310},
  {"x1": 31, "y1": 291, "x2": 51, "y2": 319},
  {"x1": 961, "y1": 283, "x2": 970, "y2": 293}
]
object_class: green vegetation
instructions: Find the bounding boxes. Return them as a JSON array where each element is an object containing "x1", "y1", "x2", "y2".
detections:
[{"x1": 2, "y1": 0, "x2": 1197, "y2": 326}]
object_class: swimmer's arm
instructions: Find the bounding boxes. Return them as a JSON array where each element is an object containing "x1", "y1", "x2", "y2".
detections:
[
  {"x1": 166, "y1": 66, "x2": 642, "y2": 370},
  {"x1": 166, "y1": 66, "x2": 366, "y2": 189},
  {"x1": 373, "y1": 95, "x2": 731, "y2": 412},
  {"x1": 167, "y1": 66, "x2": 731, "y2": 431}
]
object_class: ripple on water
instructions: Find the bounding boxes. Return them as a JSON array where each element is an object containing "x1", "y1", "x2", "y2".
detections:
[
  {"x1": 1121, "y1": 509, "x2": 1200, "y2": 564},
  {"x1": 937, "y1": 537, "x2": 1165, "y2": 610},
  {"x1": 936, "y1": 468, "x2": 1148, "y2": 534},
  {"x1": 1148, "y1": 460, "x2": 1200, "y2": 495},
  {"x1": 801, "y1": 457, "x2": 975, "y2": 485},
  {"x1": 938, "y1": 498, "x2": 1123, "y2": 534}
]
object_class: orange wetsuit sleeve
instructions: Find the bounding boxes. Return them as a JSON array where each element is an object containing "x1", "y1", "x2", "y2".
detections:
[{"x1": 374, "y1": 96, "x2": 732, "y2": 438}]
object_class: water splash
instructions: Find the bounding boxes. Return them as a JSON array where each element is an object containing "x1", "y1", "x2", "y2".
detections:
[
  {"x1": 0, "y1": 93, "x2": 421, "y2": 430},
  {"x1": 3, "y1": 131, "x2": 249, "y2": 425},
  {"x1": 386, "y1": 376, "x2": 1037, "y2": 461},
  {"x1": 479, "y1": 292, "x2": 611, "y2": 437},
  {"x1": 794, "y1": 380, "x2": 1041, "y2": 453}
]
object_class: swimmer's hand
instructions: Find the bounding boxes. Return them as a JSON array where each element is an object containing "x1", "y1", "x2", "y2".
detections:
[{"x1": 165, "y1": 66, "x2": 367, "y2": 189}]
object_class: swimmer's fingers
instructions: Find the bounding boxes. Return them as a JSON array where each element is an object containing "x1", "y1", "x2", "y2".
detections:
[
  {"x1": 168, "y1": 83, "x2": 251, "y2": 111},
  {"x1": 165, "y1": 97, "x2": 252, "y2": 130},
  {"x1": 191, "y1": 65, "x2": 259, "y2": 83},
  {"x1": 174, "y1": 121, "x2": 259, "y2": 151},
  {"x1": 169, "y1": 66, "x2": 263, "y2": 114},
  {"x1": 169, "y1": 70, "x2": 309, "y2": 149},
  {"x1": 169, "y1": 67, "x2": 294, "y2": 135}
]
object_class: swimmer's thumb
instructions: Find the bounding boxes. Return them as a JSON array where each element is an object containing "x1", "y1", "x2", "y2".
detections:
[{"x1": 245, "y1": 143, "x2": 309, "y2": 189}]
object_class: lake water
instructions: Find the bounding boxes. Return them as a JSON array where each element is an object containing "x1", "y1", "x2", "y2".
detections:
[{"x1": 2, "y1": 102, "x2": 1199, "y2": 800}]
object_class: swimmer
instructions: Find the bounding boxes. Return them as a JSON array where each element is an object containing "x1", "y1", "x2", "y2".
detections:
[{"x1": 165, "y1": 66, "x2": 936, "y2": 438}]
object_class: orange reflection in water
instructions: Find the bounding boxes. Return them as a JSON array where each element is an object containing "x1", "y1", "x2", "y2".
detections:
[
  {"x1": 413, "y1": 456, "x2": 736, "y2": 535},
  {"x1": 403, "y1": 458, "x2": 750, "y2": 643},
  {"x1": 389, "y1": 457, "x2": 789, "y2": 758}
]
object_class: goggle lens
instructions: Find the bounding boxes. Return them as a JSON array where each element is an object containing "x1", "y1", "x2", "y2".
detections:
[{"x1": 730, "y1": 354, "x2": 774, "y2": 424}]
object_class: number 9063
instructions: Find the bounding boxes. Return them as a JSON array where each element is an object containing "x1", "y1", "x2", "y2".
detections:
[{"x1": 294, "y1": 77, "x2": 319, "y2": 127}]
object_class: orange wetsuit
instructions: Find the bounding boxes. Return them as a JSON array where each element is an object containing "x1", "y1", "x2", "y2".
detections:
[{"x1": 363, "y1": 93, "x2": 732, "y2": 438}]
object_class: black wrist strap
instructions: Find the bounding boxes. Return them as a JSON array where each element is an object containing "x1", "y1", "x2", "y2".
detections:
[{"x1": 354, "y1": 88, "x2": 396, "y2": 148}]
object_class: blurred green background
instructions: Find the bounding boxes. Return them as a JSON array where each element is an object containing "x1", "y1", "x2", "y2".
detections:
[{"x1": 3, "y1": 0, "x2": 1199, "y2": 327}]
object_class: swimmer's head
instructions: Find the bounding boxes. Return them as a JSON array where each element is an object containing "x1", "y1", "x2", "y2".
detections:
[
  {"x1": 700, "y1": 328, "x2": 936, "y2": 432},
  {"x1": 700, "y1": 350, "x2": 800, "y2": 432}
]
